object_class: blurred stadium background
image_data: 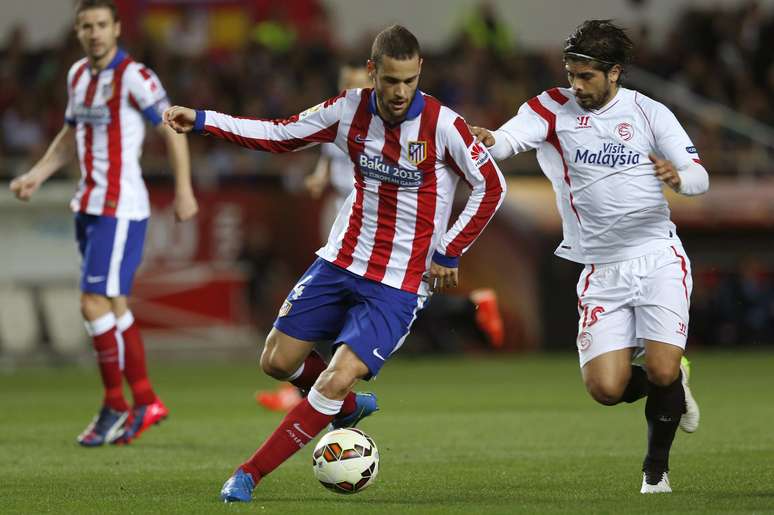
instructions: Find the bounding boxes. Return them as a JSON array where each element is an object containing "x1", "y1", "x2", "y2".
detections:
[
  {"x1": 1, "y1": 0, "x2": 772, "y2": 361},
  {"x1": 1, "y1": 1, "x2": 774, "y2": 512}
]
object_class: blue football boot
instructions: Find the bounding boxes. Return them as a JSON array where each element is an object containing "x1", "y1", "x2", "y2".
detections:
[
  {"x1": 220, "y1": 468, "x2": 255, "y2": 503},
  {"x1": 77, "y1": 406, "x2": 129, "y2": 447},
  {"x1": 331, "y1": 392, "x2": 379, "y2": 429}
]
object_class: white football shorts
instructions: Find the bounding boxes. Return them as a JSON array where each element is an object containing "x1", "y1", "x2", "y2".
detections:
[{"x1": 574, "y1": 245, "x2": 692, "y2": 367}]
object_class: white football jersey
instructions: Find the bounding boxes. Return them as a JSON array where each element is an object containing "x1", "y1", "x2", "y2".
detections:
[
  {"x1": 196, "y1": 89, "x2": 507, "y2": 295},
  {"x1": 65, "y1": 49, "x2": 170, "y2": 220},
  {"x1": 493, "y1": 87, "x2": 704, "y2": 264}
]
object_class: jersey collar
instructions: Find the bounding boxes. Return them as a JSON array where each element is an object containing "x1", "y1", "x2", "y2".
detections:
[
  {"x1": 91, "y1": 48, "x2": 127, "y2": 75},
  {"x1": 369, "y1": 89, "x2": 425, "y2": 124},
  {"x1": 106, "y1": 48, "x2": 128, "y2": 70}
]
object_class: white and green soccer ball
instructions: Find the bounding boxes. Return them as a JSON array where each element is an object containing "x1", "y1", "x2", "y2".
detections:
[{"x1": 312, "y1": 428, "x2": 379, "y2": 494}]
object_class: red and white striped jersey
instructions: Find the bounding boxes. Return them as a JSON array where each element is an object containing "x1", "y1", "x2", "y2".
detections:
[
  {"x1": 491, "y1": 87, "x2": 705, "y2": 264},
  {"x1": 195, "y1": 88, "x2": 506, "y2": 295},
  {"x1": 65, "y1": 49, "x2": 170, "y2": 220}
]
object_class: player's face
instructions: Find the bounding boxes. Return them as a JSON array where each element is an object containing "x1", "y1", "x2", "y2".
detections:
[
  {"x1": 566, "y1": 60, "x2": 621, "y2": 111},
  {"x1": 368, "y1": 55, "x2": 422, "y2": 123},
  {"x1": 75, "y1": 7, "x2": 120, "y2": 63}
]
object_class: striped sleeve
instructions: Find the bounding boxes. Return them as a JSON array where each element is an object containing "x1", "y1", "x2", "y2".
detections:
[
  {"x1": 434, "y1": 113, "x2": 507, "y2": 264},
  {"x1": 195, "y1": 90, "x2": 347, "y2": 153}
]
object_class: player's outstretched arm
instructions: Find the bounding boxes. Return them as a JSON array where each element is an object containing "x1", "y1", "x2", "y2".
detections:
[
  {"x1": 165, "y1": 93, "x2": 346, "y2": 154},
  {"x1": 158, "y1": 123, "x2": 198, "y2": 221},
  {"x1": 9, "y1": 125, "x2": 75, "y2": 201},
  {"x1": 164, "y1": 106, "x2": 197, "y2": 134}
]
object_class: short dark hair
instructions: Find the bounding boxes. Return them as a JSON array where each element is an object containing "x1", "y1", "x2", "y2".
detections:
[
  {"x1": 76, "y1": 0, "x2": 120, "y2": 22},
  {"x1": 370, "y1": 25, "x2": 420, "y2": 67},
  {"x1": 563, "y1": 19, "x2": 633, "y2": 72}
]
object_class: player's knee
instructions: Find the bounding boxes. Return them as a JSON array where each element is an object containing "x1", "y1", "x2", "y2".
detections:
[
  {"x1": 646, "y1": 365, "x2": 679, "y2": 387},
  {"x1": 314, "y1": 368, "x2": 356, "y2": 400},
  {"x1": 80, "y1": 293, "x2": 111, "y2": 320},
  {"x1": 259, "y1": 348, "x2": 293, "y2": 380},
  {"x1": 584, "y1": 377, "x2": 625, "y2": 406}
]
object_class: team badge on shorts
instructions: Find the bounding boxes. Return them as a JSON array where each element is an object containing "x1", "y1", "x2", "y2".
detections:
[
  {"x1": 278, "y1": 300, "x2": 292, "y2": 317},
  {"x1": 407, "y1": 141, "x2": 427, "y2": 165},
  {"x1": 577, "y1": 331, "x2": 593, "y2": 351}
]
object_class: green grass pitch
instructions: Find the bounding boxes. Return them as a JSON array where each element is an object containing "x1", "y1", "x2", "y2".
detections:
[{"x1": 1, "y1": 351, "x2": 773, "y2": 513}]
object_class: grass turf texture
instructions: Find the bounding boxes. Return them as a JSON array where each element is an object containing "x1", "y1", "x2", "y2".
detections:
[{"x1": 1, "y1": 351, "x2": 772, "y2": 514}]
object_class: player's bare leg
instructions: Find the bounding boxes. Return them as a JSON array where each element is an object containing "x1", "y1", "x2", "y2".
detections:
[
  {"x1": 110, "y1": 296, "x2": 168, "y2": 444},
  {"x1": 259, "y1": 329, "x2": 376, "y2": 425},
  {"x1": 260, "y1": 328, "x2": 316, "y2": 381},
  {"x1": 581, "y1": 347, "x2": 640, "y2": 405},
  {"x1": 640, "y1": 340, "x2": 688, "y2": 494},
  {"x1": 221, "y1": 344, "x2": 370, "y2": 502},
  {"x1": 77, "y1": 293, "x2": 129, "y2": 446}
]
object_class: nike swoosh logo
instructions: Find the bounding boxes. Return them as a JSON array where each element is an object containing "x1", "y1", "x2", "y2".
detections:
[
  {"x1": 292, "y1": 422, "x2": 313, "y2": 439},
  {"x1": 354, "y1": 135, "x2": 370, "y2": 143},
  {"x1": 86, "y1": 275, "x2": 106, "y2": 283},
  {"x1": 372, "y1": 348, "x2": 385, "y2": 361}
]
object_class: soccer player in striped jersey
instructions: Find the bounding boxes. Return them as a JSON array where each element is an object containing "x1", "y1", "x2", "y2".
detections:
[
  {"x1": 9, "y1": 0, "x2": 198, "y2": 446},
  {"x1": 165, "y1": 25, "x2": 506, "y2": 501},
  {"x1": 471, "y1": 20, "x2": 707, "y2": 493}
]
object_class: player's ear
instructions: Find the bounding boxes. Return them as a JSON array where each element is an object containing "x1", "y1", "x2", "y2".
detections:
[
  {"x1": 366, "y1": 59, "x2": 377, "y2": 81},
  {"x1": 115, "y1": 20, "x2": 122, "y2": 38},
  {"x1": 608, "y1": 64, "x2": 622, "y2": 85}
]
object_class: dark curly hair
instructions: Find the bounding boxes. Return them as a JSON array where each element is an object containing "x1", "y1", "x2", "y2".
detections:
[{"x1": 563, "y1": 19, "x2": 633, "y2": 72}]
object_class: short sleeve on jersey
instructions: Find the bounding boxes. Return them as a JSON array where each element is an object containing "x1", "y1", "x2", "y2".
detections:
[{"x1": 126, "y1": 65, "x2": 170, "y2": 126}]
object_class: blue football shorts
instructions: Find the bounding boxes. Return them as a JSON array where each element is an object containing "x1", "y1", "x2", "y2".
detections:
[
  {"x1": 75, "y1": 213, "x2": 148, "y2": 297},
  {"x1": 273, "y1": 258, "x2": 426, "y2": 378}
]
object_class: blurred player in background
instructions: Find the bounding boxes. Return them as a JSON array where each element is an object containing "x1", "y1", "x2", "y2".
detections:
[
  {"x1": 304, "y1": 63, "x2": 372, "y2": 239},
  {"x1": 165, "y1": 24, "x2": 506, "y2": 502},
  {"x1": 472, "y1": 20, "x2": 708, "y2": 494},
  {"x1": 9, "y1": 0, "x2": 198, "y2": 446}
]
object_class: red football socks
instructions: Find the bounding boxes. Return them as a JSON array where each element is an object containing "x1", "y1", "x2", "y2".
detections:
[
  {"x1": 117, "y1": 311, "x2": 156, "y2": 406},
  {"x1": 86, "y1": 313, "x2": 129, "y2": 412},
  {"x1": 240, "y1": 395, "x2": 336, "y2": 483}
]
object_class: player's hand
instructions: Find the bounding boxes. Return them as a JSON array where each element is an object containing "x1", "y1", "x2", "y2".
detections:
[
  {"x1": 469, "y1": 125, "x2": 496, "y2": 147},
  {"x1": 9, "y1": 172, "x2": 42, "y2": 201},
  {"x1": 650, "y1": 153, "x2": 681, "y2": 191},
  {"x1": 164, "y1": 106, "x2": 197, "y2": 134},
  {"x1": 173, "y1": 190, "x2": 199, "y2": 222},
  {"x1": 428, "y1": 261, "x2": 459, "y2": 292},
  {"x1": 304, "y1": 173, "x2": 327, "y2": 199}
]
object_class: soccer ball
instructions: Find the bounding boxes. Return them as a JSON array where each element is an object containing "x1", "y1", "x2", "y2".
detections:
[{"x1": 312, "y1": 428, "x2": 379, "y2": 494}]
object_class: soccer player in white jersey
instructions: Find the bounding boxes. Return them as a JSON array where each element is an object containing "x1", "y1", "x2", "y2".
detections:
[
  {"x1": 165, "y1": 25, "x2": 506, "y2": 502},
  {"x1": 9, "y1": 0, "x2": 198, "y2": 446},
  {"x1": 472, "y1": 20, "x2": 708, "y2": 494}
]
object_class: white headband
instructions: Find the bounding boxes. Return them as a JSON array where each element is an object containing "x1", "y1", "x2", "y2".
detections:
[{"x1": 564, "y1": 51, "x2": 616, "y2": 65}]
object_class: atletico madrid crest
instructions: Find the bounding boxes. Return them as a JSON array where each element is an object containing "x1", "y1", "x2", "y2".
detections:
[
  {"x1": 102, "y1": 82, "x2": 114, "y2": 101},
  {"x1": 407, "y1": 141, "x2": 427, "y2": 165}
]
